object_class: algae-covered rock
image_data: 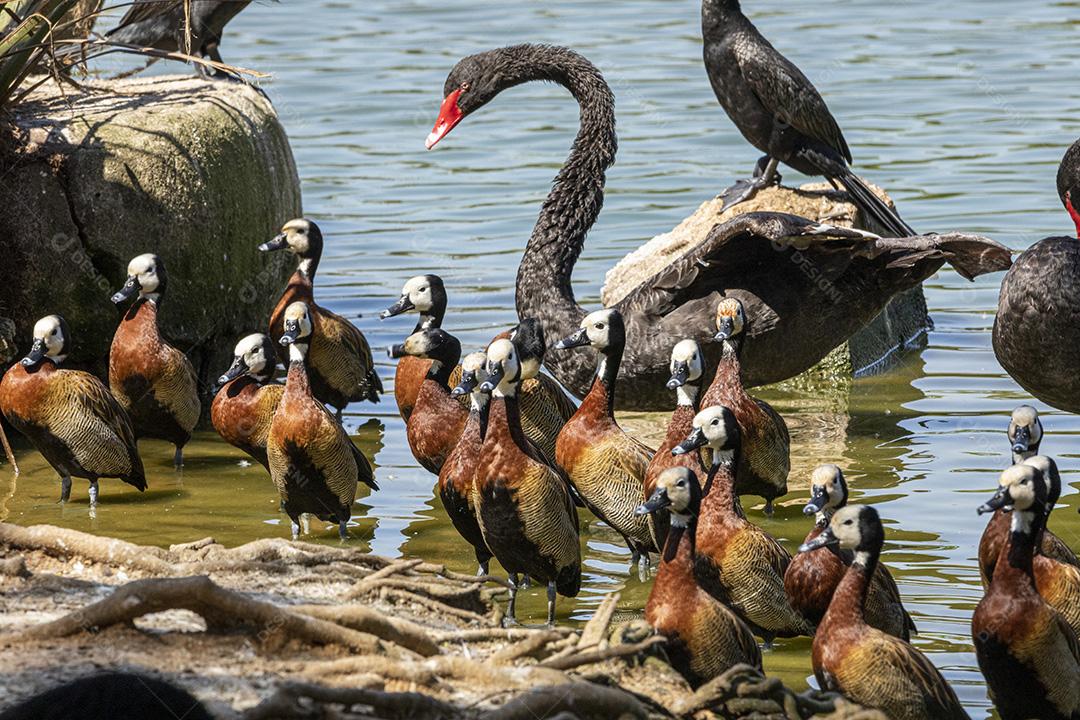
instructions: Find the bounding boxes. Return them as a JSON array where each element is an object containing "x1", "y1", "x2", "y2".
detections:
[
  {"x1": 601, "y1": 182, "x2": 929, "y2": 387},
  {"x1": 0, "y1": 76, "x2": 301, "y2": 397}
]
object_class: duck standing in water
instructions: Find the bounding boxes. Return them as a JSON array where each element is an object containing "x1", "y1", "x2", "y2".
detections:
[
  {"x1": 109, "y1": 253, "x2": 200, "y2": 467},
  {"x1": 268, "y1": 302, "x2": 378, "y2": 540},
  {"x1": 261, "y1": 219, "x2": 382, "y2": 419},
  {"x1": 675, "y1": 405, "x2": 811, "y2": 643},
  {"x1": 801, "y1": 505, "x2": 968, "y2": 720},
  {"x1": 474, "y1": 339, "x2": 580, "y2": 625},
  {"x1": 380, "y1": 274, "x2": 459, "y2": 421},
  {"x1": 438, "y1": 352, "x2": 493, "y2": 576},
  {"x1": 555, "y1": 309, "x2": 656, "y2": 572},
  {"x1": 973, "y1": 464, "x2": 1080, "y2": 720},
  {"x1": 389, "y1": 328, "x2": 467, "y2": 475},
  {"x1": 994, "y1": 139, "x2": 1080, "y2": 413},
  {"x1": 643, "y1": 340, "x2": 707, "y2": 552},
  {"x1": 636, "y1": 467, "x2": 761, "y2": 688},
  {"x1": 701, "y1": 298, "x2": 789, "y2": 514},
  {"x1": 0, "y1": 315, "x2": 146, "y2": 505},
  {"x1": 211, "y1": 333, "x2": 282, "y2": 471},
  {"x1": 784, "y1": 464, "x2": 916, "y2": 639}
]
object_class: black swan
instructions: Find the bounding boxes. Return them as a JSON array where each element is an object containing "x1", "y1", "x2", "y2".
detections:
[
  {"x1": 993, "y1": 139, "x2": 1080, "y2": 413},
  {"x1": 426, "y1": 44, "x2": 1011, "y2": 409},
  {"x1": 701, "y1": 0, "x2": 912, "y2": 236}
]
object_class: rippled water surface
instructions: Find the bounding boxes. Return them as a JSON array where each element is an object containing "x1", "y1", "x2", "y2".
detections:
[{"x1": 6, "y1": 1, "x2": 1080, "y2": 715}]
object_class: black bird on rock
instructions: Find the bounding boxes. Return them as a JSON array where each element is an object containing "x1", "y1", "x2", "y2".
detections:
[
  {"x1": 104, "y1": 0, "x2": 252, "y2": 77},
  {"x1": 702, "y1": 0, "x2": 914, "y2": 237}
]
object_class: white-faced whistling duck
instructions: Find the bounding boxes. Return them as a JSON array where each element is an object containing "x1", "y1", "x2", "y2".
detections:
[
  {"x1": 475, "y1": 338, "x2": 580, "y2": 626},
  {"x1": 979, "y1": 406, "x2": 1079, "y2": 581},
  {"x1": 784, "y1": 464, "x2": 917, "y2": 639},
  {"x1": 555, "y1": 308, "x2": 656, "y2": 573},
  {"x1": 643, "y1": 340, "x2": 708, "y2": 553},
  {"x1": 973, "y1": 464, "x2": 1080, "y2": 720},
  {"x1": 0, "y1": 315, "x2": 146, "y2": 505},
  {"x1": 507, "y1": 318, "x2": 578, "y2": 466},
  {"x1": 801, "y1": 504, "x2": 968, "y2": 720},
  {"x1": 438, "y1": 352, "x2": 494, "y2": 575},
  {"x1": 268, "y1": 301, "x2": 378, "y2": 540},
  {"x1": 636, "y1": 466, "x2": 761, "y2": 688},
  {"x1": 980, "y1": 454, "x2": 1080, "y2": 640},
  {"x1": 388, "y1": 328, "x2": 467, "y2": 475},
  {"x1": 380, "y1": 274, "x2": 462, "y2": 421},
  {"x1": 260, "y1": 219, "x2": 382, "y2": 419},
  {"x1": 674, "y1": 405, "x2": 812, "y2": 643},
  {"x1": 210, "y1": 333, "x2": 282, "y2": 471},
  {"x1": 109, "y1": 253, "x2": 200, "y2": 467},
  {"x1": 700, "y1": 297, "x2": 789, "y2": 514}
]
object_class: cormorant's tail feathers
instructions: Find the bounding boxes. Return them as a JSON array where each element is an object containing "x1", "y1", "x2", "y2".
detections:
[{"x1": 834, "y1": 171, "x2": 916, "y2": 238}]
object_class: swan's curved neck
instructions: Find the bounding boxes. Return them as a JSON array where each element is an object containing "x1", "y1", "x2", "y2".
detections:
[{"x1": 511, "y1": 47, "x2": 617, "y2": 341}]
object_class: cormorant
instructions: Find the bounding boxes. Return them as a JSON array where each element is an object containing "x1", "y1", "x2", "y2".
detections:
[{"x1": 702, "y1": 0, "x2": 914, "y2": 237}]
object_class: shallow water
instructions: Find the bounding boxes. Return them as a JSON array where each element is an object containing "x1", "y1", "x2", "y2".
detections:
[{"x1": 5, "y1": 1, "x2": 1080, "y2": 715}]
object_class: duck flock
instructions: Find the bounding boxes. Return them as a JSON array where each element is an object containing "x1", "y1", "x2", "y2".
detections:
[{"x1": 4, "y1": 1, "x2": 1080, "y2": 718}]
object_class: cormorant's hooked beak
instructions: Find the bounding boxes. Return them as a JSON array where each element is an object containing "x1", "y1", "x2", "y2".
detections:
[
  {"x1": 1011, "y1": 426, "x2": 1031, "y2": 456},
  {"x1": 451, "y1": 370, "x2": 478, "y2": 397},
  {"x1": 387, "y1": 343, "x2": 407, "y2": 359},
  {"x1": 280, "y1": 322, "x2": 301, "y2": 346},
  {"x1": 804, "y1": 485, "x2": 830, "y2": 516},
  {"x1": 673, "y1": 427, "x2": 707, "y2": 456},
  {"x1": 111, "y1": 276, "x2": 140, "y2": 305},
  {"x1": 426, "y1": 88, "x2": 463, "y2": 150},
  {"x1": 799, "y1": 526, "x2": 839, "y2": 553},
  {"x1": 714, "y1": 317, "x2": 735, "y2": 342},
  {"x1": 380, "y1": 295, "x2": 414, "y2": 320},
  {"x1": 214, "y1": 357, "x2": 248, "y2": 393},
  {"x1": 479, "y1": 363, "x2": 504, "y2": 394},
  {"x1": 978, "y1": 486, "x2": 1012, "y2": 515},
  {"x1": 667, "y1": 361, "x2": 690, "y2": 389},
  {"x1": 635, "y1": 487, "x2": 671, "y2": 516},
  {"x1": 555, "y1": 327, "x2": 589, "y2": 350},
  {"x1": 20, "y1": 339, "x2": 47, "y2": 369},
  {"x1": 259, "y1": 233, "x2": 289, "y2": 253}
]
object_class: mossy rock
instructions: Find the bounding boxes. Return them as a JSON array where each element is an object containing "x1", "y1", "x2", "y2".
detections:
[{"x1": 0, "y1": 76, "x2": 301, "y2": 408}]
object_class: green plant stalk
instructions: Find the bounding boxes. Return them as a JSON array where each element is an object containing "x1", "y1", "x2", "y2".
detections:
[{"x1": 0, "y1": 0, "x2": 78, "y2": 107}]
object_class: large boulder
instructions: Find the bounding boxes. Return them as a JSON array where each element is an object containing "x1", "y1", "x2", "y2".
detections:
[
  {"x1": 601, "y1": 182, "x2": 928, "y2": 385},
  {"x1": 0, "y1": 75, "x2": 301, "y2": 398}
]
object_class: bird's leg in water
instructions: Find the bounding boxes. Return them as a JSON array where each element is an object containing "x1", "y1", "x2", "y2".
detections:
[
  {"x1": 338, "y1": 520, "x2": 349, "y2": 541},
  {"x1": 502, "y1": 573, "x2": 520, "y2": 627},
  {"x1": 546, "y1": 582, "x2": 557, "y2": 627},
  {"x1": 88, "y1": 479, "x2": 99, "y2": 507},
  {"x1": 719, "y1": 156, "x2": 783, "y2": 209},
  {"x1": 173, "y1": 446, "x2": 184, "y2": 469},
  {"x1": 58, "y1": 475, "x2": 71, "y2": 503}
]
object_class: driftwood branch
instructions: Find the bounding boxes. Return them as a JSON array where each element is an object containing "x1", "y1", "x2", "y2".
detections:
[
  {"x1": 0, "y1": 422, "x2": 17, "y2": 475},
  {"x1": 242, "y1": 681, "x2": 460, "y2": 720},
  {"x1": 484, "y1": 683, "x2": 650, "y2": 720}
]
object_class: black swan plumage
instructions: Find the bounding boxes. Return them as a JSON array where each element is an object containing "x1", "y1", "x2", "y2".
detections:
[
  {"x1": 993, "y1": 139, "x2": 1080, "y2": 412},
  {"x1": 427, "y1": 44, "x2": 1011, "y2": 409}
]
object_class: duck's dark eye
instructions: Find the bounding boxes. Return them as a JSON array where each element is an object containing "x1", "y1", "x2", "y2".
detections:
[
  {"x1": 711, "y1": 419, "x2": 719, "y2": 426},
  {"x1": 595, "y1": 323, "x2": 604, "y2": 330},
  {"x1": 844, "y1": 519, "x2": 853, "y2": 525}
]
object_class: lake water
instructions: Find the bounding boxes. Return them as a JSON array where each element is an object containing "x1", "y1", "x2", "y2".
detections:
[{"x1": 5, "y1": 1, "x2": 1080, "y2": 715}]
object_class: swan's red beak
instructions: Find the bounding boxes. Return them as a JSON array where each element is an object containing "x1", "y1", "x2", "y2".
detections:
[
  {"x1": 1066, "y1": 191, "x2": 1080, "y2": 239},
  {"x1": 426, "y1": 88, "x2": 463, "y2": 150}
]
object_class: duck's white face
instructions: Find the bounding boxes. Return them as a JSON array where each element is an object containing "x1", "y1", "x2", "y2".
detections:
[
  {"x1": 580, "y1": 308, "x2": 617, "y2": 349},
  {"x1": 280, "y1": 219, "x2": 313, "y2": 255},
  {"x1": 827, "y1": 505, "x2": 864, "y2": 551},
  {"x1": 486, "y1": 338, "x2": 520, "y2": 396},
  {"x1": 810, "y1": 464, "x2": 846, "y2": 511},
  {"x1": 283, "y1": 302, "x2": 313, "y2": 340},
  {"x1": 670, "y1": 339, "x2": 704, "y2": 383},
  {"x1": 32, "y1": 315, "x2": 65, "y2": 359},
  {"x1": 656, "y1": 467, "x2": 694, "y2": 515},
  {"x1": 402, "y1": 275, "x2": 435, "y2": 312},
  {"x1": 714, "y1": 297, "x2": 746, "y2": 339},
  {"x1": 234, "y1": 333, "x2": 270, "y2": 375},
  {"x1": 999, "y1": 464, "x2": 1038, "y2": 513},
  {"x1": 1008, "y1": 405, "x2": 1042, "y2": 458},
  {"x1": 127, "y1": 253, "x2": 161, "y2": 295},
  {"x1": 693, "y1": 406, "x2": 733, "y2": 448}
]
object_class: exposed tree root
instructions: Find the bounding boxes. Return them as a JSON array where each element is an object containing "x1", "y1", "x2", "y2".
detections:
[
  {"x1": 290, "y1": 603, "x2": 439, "y2": 657},
  {"x1": 242, "y1": 680, "x2": 460, "y2": 720},
  {"x1": 484, "y1": 683, "x2": 651, "y2": 720}
]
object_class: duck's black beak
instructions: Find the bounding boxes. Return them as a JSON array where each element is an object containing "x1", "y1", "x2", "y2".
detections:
[
  {"x1": 479, "y1": 363, "x2": 504, "y2": 394},
  {"x1": 380, "y1": 295, "x2": 414, "y2": 320},
  {"x1": 804, "y1": 485, "x2": 830, "y2": 515},
  {"x1": 555, "y1": 327, "x2": 589, "y2": 350},
  {"x1": 1011, "y1": 426, "x2": 1031, "y2": 456},
  {"x1": 636, "y1": 487, "x2": 671, "y2": 516},
  {"x1": 714, "y1": 316, "x2": 735, "y2": 342},
  {"x1": 387, "y1": 343, "x2": 407, "y2": 359},
  {"x1": 978, "y1": 486, "x2": 1012, "y2": 515},
  {"x1": 214, "y1": 357, "x2": 248, "y2": 393},
  {"x1": 259, "y1": 233, "x2": 289, "y2": 252},
  {"x1": 20, "y1": 339, "x2": 46, "y2": 369},
  {"x1": 799, "y1": 526, "x2": 839, "y2": 553},
  {"x1": 111, "y1": 276, "x2": 140, "y2": 305},
  {"x1": 280, "y1": 322, "x2": 301, "y2": 346},
  {"x1": 667, "y1": 361, "x2": 690, "y2": 389},
  {"x1": 673, "y1": 427, "x2": 707, "y2": 456},
  {"x1": 452, "y1": 370, "x2": 478, "y2": 397}
]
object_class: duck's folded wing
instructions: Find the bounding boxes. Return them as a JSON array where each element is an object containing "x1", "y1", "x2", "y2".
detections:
[{"x1": 617, "y1": 212, "x2": 874, "y2": 319}]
